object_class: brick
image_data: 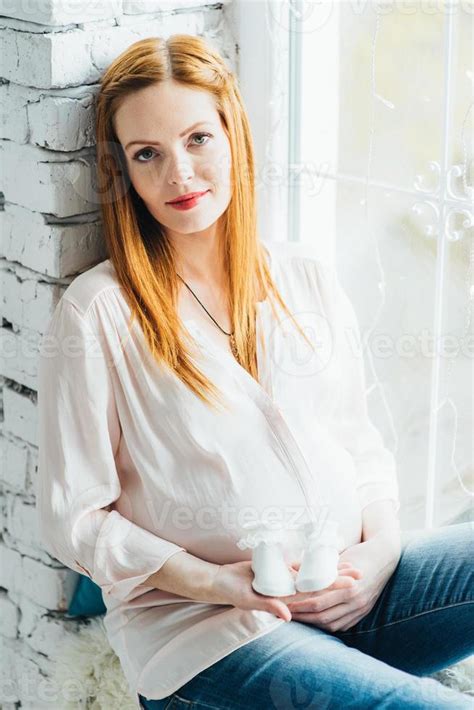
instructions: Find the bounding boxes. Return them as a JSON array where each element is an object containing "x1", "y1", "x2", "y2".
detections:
[
  {"x1": 2, "y1": 551, "x2": 76, "y2": 613},
  {"x1": 0, "y1": 591, "x2": 19, "y2": 638},
  {"x1": 1, "y1": 264, "x2": 65, "y2": 332},
  {"x1": 0, "y1": 540, "x2": 22, "y2": 592},
  {"x1": 0, "y1": 434, "x2": 29, "y2": 493},
  {"x1": 0, "y1": 26, "x2": 89, "y2": 88},
  {"x1": 2, "y1": 386, "x2": 37, "y2": 446},
  {"x1": 5, "y1": 494, "x2": 42, "y2": 556},
  {"x1": 1, "y1": 639, "x2": 55, "y2": 708},
  {"x1": 1, "y1": 327, "x2": 41, "y2": 392},
  {"x1": 0, "y1": 14, "x2": 77, "y2": 33},
  {"x1": 22, "y1": 555, "x2": 77, "y2": 610},
  {"x1": 0, "y1": 140, "x2": 98, "y2": 217},
  {"x1": 0, "y1": 13, "x2": 204, "y2": 89},
  {"x1": 28, "y1": 90, "x2": 98, "y2": 151},
  {"x1": 28, "y1": 444, "x2": 39, "y2": 501},
  {"x1": 0, "y1": 82, "x2": 31, "y2": 144},
  {"x1": 16, "y1": 596, "x2": 45, "y2": 644},
  {"x1": 0, "y1": 81, "x2": 100, "y2": 150},
  {"x1": 0, "y1": 263, "x2": 75, "y2": 389},
  {"x1": 91, "y1": 9, "x2": 205, "y2": 54},
  {"x1": 0, "y1": 0, "x2": 122, "y2": 27},
  {"x1": 0, "y1": 204, "x2": 107, "y2": 278},
  {"x1": 23, "y1": 609, "x2": 82, "y2": 658},
  {"x1": 1, "y1": 640, "x2": 20, "y2": 704}
]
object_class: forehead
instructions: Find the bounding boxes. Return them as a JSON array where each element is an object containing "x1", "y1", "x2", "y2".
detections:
[{"x1": 114, "y1": 80, "x2": 219, "y2": 140}]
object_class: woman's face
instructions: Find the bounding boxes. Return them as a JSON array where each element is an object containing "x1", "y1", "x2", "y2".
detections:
[{"x1": 114, "y1": 79, "x2": 232, "y2": 239}]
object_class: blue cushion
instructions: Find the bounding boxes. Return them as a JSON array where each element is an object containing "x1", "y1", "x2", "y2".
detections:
[{"x1": 68, "y1": 573, "x2": 106, "y2": 617}]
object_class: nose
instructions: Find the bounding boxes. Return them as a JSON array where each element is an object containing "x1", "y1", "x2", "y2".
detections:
[{"x1": 167, "y1": 150, "x2": 194, "y2": 187}]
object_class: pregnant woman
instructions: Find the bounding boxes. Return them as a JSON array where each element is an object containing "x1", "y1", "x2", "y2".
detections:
[{"x1": 37, "y1": 34, "x2": 473, "y2": 709}]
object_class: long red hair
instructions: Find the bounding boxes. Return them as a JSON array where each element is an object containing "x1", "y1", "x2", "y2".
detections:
[{"x1": 95, "y1": 34, "x2": 313, "y2": 410}]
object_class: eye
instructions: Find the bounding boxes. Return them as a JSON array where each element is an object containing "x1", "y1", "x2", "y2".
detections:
[
  {"x1": 134, "y1": 147, "x2": 157, "y2": 163},
  {"x1": 133, "y1": 133, "x2": 212, "y2": 163},
  {"x1": 190, "y1": 132, "x2": 212, "y2": 146}
]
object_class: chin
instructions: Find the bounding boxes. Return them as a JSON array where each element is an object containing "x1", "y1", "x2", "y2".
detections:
[
  {"x1": 174, "y1": 219, "x2": 218, "y2": 234},
  {"x1": 171, "y1": 207, "x2": 224, "y2": 228}
]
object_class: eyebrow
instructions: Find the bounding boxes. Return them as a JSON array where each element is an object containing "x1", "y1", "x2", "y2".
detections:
[{"x1": 125, "y1": 121, "x2": 214, "y2": 150}]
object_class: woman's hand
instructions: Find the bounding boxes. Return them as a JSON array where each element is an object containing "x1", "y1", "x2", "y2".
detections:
[
  {"x1": 285, "y1": 535, "x2": 400, "y2": 633},
  {"x1": 208, "y1": 559, "x2": 361, "y2": 623},
  {"x1": 209, "y1": 560, "x2": 297, "y2": 621}
]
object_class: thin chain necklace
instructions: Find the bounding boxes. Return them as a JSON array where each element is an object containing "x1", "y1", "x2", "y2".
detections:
[{"x1": 176, "y1": 273, "x2": 241, "y2": 364}]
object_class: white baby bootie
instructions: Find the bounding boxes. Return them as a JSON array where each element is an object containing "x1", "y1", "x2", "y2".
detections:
[
  {"x1": 295, "y1": 518, "x2": 340, "y2": 592},
  {"x1": 236, "y1": 520, "x2": 296, "y2": 597}
]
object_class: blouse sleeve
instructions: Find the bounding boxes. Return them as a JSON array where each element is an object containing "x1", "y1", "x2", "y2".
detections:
[
  {"x1": 324, "y1": 264, "x2": 401, "y2": 514},
  {"x1": 36, "y1": 297, "x2": 186, "y2": 602}
]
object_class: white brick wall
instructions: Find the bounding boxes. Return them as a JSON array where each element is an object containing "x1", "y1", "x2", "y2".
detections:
[{"x1": 0, "y1": 1, "x2": 236, "y2": 705}]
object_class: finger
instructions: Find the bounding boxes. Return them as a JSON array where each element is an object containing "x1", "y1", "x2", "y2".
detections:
[
  {"x1": 275, "y1": 605, "x2": 292, "y2": 622},
  {"x1": 338, "y1": 559, "x2": 362, "y2": 571},
  {"x1": 287, "y1": 586, "x2": 354, "y2": 613},
  {"x1": 327, "y1": 574, "x2": 358, "y2": 590},
  {"x1": 291, "y1": 601, "x2": 352, "y2": 626},
  {"x1": 265, "y1": 599, "x2": 292, "y2": 622},
  {"x1": 341, "y1": 566, "x2": 363, "y2": 580},
  {"x1": 288, "y1": 576, "x2": 362, "y2": 612},
  {"x1": 335, "y1": 610, "x2": 365, "y2": 632},
  {"x1": 279, "y1": 573, "x2": 356, "y2": 605}
]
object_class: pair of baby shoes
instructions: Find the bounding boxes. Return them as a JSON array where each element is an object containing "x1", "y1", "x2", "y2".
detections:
[{"x1": 236, "y1": 515, "x2": 341, "y2": 597}]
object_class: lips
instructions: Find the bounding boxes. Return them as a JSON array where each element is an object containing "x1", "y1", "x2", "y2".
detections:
[{"x1": 167, "y1": 190, "x2": 209, "y2": 204}]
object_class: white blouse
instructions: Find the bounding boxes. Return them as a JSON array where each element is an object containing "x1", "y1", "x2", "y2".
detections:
[{"x1": 36, "y1": 238, "x2": 400, "y2": 707}]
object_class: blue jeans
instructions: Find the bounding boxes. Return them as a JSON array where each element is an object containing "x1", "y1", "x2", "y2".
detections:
[{"x1": 139, "y1": 522, "x2": 474, "y2": 709}]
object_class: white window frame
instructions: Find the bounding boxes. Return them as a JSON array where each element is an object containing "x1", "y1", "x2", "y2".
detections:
[{"x1": 226, "y1": 0, "x2": 293, "y2": 243}]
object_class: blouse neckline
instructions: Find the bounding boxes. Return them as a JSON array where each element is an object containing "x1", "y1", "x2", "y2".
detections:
[
  {"x1": 181, "y1": 299, "x2": 273, "y2": 406},
  {"x1": 179, "y1": 241, "x2": 276, "y2": 407}
]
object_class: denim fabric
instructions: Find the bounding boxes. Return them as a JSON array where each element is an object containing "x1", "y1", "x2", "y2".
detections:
[{"x1": 139, "y1": 522, "x2": 474, "y2": 709}]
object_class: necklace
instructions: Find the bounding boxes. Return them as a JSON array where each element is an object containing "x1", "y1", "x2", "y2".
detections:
[{"x1": 176, "y1": 273, "x2": 241, "y2": 364}]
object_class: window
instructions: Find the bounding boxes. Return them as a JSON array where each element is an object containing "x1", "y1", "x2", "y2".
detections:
[{"x1": 232, "y1": 0, "x2": 473, "y2": 529}]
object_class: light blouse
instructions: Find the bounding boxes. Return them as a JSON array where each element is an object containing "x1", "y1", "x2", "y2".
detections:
[{"x1": 36, "y1": 238, "x2": 400, "y2": 707}]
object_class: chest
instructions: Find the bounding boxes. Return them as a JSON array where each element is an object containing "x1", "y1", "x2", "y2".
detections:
[{"x1": 177, "y1": 280, "x2": 240, "y2": 358}]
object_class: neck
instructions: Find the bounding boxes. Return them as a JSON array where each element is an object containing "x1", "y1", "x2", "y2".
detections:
[{"x1": 168, "y1": 220, "x2": 227, "y2": 288}]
